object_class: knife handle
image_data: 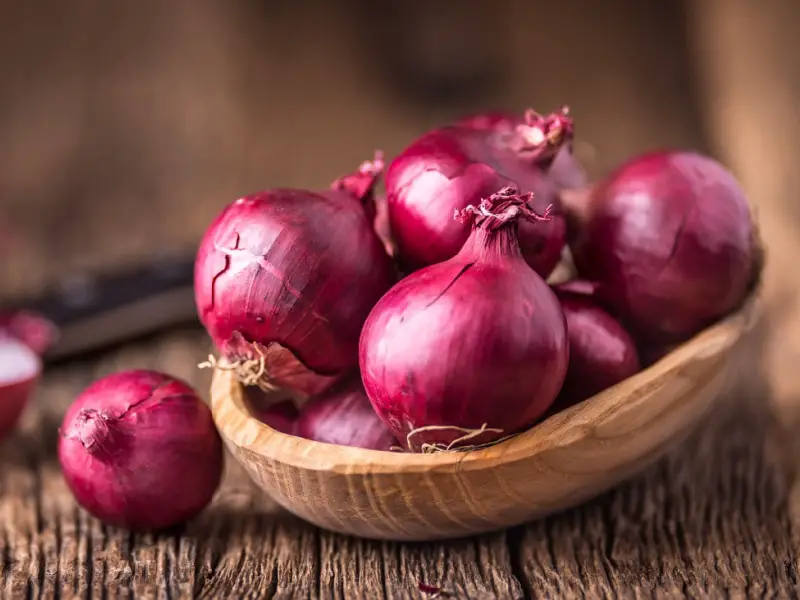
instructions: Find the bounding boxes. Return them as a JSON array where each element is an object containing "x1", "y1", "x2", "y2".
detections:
[{"x1": 10, "y1": 253, "x2": 198, "y2": 363}]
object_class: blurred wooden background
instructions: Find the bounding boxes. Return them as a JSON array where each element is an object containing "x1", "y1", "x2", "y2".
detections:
[{"x1": 0, "y1": 0, "x2": 798, "y2": 420}]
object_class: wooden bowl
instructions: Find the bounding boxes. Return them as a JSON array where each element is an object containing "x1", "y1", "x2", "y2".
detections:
[{"x1": 210, "y1": 291, "x2": 761, "y2": 542}]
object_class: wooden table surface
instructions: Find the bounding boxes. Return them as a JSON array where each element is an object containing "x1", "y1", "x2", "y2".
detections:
[{"x1": 2, "y1": 2, "x2": 800, "y2": 597}]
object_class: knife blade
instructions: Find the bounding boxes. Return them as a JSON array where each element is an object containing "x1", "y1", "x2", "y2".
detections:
[{"x1": 3, "y1": 252, "x2": 199, "y2": 364}]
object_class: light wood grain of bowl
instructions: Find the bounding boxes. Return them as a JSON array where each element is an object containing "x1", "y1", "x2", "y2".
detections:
[{"x1": 210, "y1": 288, "x2": 761, "y2": 541}]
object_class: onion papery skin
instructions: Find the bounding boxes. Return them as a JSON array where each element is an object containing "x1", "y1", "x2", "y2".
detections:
[
  {"x1": 386, "y1": 108, "x2": 573, "y2": 277},
  {"x1": 569, "y1": 151, "x2": 757, "y2": 344},
  {"x1": 58, "y1": 370, "x2": 223, "y2": 532},
  {"x1": 456, "y1": 110, "x2": 587, "y2": 191},
  {"x1": 550, "y1": 282, "x2": 640, "y2": 411},
  {"x1": 194, "y1": 158, "x2": 396, "y2": 398},
  {"x1": 0, "y1": 335, "x2": 41, "y2": 440},
  {"x1": 360, "y1": 188, "x2": 569, "y2": 452},
  {"x1": 295, "y1": 375, "x2": 397, "y2": 450}
]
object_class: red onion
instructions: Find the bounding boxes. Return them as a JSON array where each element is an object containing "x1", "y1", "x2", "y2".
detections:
[
  {"x1": 568, "y1": 151, "x2": 758, "y2": 343},
  {"x1": 386, "y1": 108, "x2": 573, "y2": 277},
  {"x1": 58, "y1": 370, "x2": 223, "y2": 531},
  {"x1": 0, "y1": 334, "x2": 40, "y2": 440},
  {"x1": 0, "y1": 310, "x2": 59, "y2": 356},
  {"x1": 456, "y1": 109, "x2": 587, "y2": 190},
  {"x1": 194, "y1": 154, "x2": 396, "y2": 398},
  {"x1": 360, "y1": 186, "x2": 569, "y2": 452},
  {"x1": 247, "y1": 391, "x2": 299, "y2": 435},
  {"x1": 550, "y1": 281, "x2": 640, "y2": 410},
  {"x1": 296, "y1": 375, "x2": 397, "y2": 450}
]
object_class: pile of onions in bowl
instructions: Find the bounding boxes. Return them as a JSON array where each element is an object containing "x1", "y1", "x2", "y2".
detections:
[
  {"x1": 16, "y1": 105, "x2": 759, "y2": 534},
  {"x1": 187, "y1": 107, "x2": 759, "y2": 455}
]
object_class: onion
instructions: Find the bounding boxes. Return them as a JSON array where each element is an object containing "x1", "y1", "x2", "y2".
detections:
[
  {"x1": 195, "y1": 154, "x2": 396, "y2": 398},
  {"x1": 0, "y1": 335, "x2": 40, "y2": 440},
  {"x1": 0, "y1": 310, "x2": 59, "y2": 356},
  {"x1": 246, "y1": 389, "x2": 299, "y2": 435},
  {"x1": 58, "y1": 370, "x2": 223, "y2": 531},
  {"x1": 456, "y1": 109, "x2": 587, "y2": 190},
  {"x1": 360, "y1": 186, "x2": 569, "y2": 452},
  {"x1": 385, "y1": 108, "x2": 574, "y2": 277},
  {"x1": 568, "y1": 151, "x2": 758, "y2": 343},
  {"x1": 550, "y1": 281, "x2": 640, "y2": 410},
  {"x1": 295, "y1": 375, "x2": 397, "y2": 450}
]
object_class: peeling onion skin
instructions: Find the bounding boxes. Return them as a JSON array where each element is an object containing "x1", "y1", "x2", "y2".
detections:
[
  {"x1": 570, "y1": 151, "x2": 757, "y2": 344},
  {"x1": 58, "y1": 370, "x2": 223, "y2": 532},
  {"x1": 296, "y1": 375, "x2": 397, "y2": 450},
  {"x1": 360, "y1": 187, "x2": 569, "y2": 451},
  {"x1": 386, "y1": 108, "x2": 572, "y2": 277},
  {"x1": 194, "y1": 156, "x2": 396, "y2": 397},
  {"x1": 549, "y1": 282, "x2": 641, "y2": 411}
]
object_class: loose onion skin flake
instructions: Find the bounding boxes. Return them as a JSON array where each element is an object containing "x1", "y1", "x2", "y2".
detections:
[
  {"x1": 296, "y1": 375, "x2": 397, "y2": 451},
  {"x1": 58, "y1": 370, "x2": 223, "y2": 532},
  {"x1": 360, "y1": 186, "x2": 568, "y2": 452},
  {"x1": 385, "y1": 108, "x2": 573, "y2": 277},
  {"x1": 550, "y1": 282, "x2": 641, "y2": 411},
  {"x1": 568, "y1": 150, "x2": 758, "y2": 344},
  {"x1": 194, "y1": 154, "x2": 396, "y2": 398},
  {"x1": 0, "y1": 335, "x2": 41, "y2": 440}
]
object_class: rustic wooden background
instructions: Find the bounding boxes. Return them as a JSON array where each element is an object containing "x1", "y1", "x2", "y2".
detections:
[{"x1": 1, "y1": 1, "x2": 799, "y2": 597}]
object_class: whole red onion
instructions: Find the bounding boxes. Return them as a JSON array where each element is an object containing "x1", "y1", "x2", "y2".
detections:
[
  {"x1": 568, "y1": 151, "x2": 757, "y2": 343},
  {"x1": 360, "y1": 186, "x2": 569, "y2": 452},
  {"x1": 550, "y1": 281, "x2": 640, "y2": 410},
  {"x1": 0, "y1": 334, "x2": 40, "y2": 440},
  {"x1": 58, "y1": 370, "x2": 223, "y2": 531},
  {"x1": 456, "y1": 109, "x2": 587, "y2": 191},
  {"x1": 386, "y1": 108, "x2": 573, "y2": 276},
  {"x1": 194, "y1": 154, "x2": 396, "y2": 398},
  {"x1": 295, "y1": 375, "x2": 397, "y2": 450}
]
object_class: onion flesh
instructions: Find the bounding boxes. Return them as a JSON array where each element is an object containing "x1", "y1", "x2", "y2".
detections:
[
  {"x1": 194, "y1": 154, "x2": 396, "y2": 397},
  {"x1": 568, "y1": 151, "x2": 757, "y2": 343},
  {"x1": 0, "y1": 335, "x2": 40, "y2": 440},
  {"x1": 360, "y1": 186, "x2": 569, "y2": 452},
  {"x1": 386, "y1": 108, "x2": 573, "y2": 277},
  {"x1": 295, "y1": 375, "x2": 397, "y2": 450},
  {"x1": 58, "y1": 370, "x2": 223, "y2": 531}
]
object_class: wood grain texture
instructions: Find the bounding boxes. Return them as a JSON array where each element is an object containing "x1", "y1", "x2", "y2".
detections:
[{"x1": 211, "y1": 291, "x2": 761, "y2": 542}]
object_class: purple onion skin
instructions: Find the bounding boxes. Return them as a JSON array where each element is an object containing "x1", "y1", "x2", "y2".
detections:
[
  {"x1": 386, "y1": 113, "x2": 569, "y2": 277},
  {"x1": 194, "y1": 175, "x2": 396, "y2": 397},
  {"x1": 570, "y1": 151, "x2": 756, "y2": 344},
  {"x1": 456, "y1": 110, "x2": 587, "y2": 190},
  {"x1": 550, "y1": 283, "x2": 641, "y2": 411},
  {"x1": 360, "y1": 190, "x2": 569, "y2": 451},
  {"x1": 58, "y1": 370, "x2": 223, "y2": 532},
  {"x1": 248, "y1": 395, "x2": 298, "y2": 435},
  {"x1": 295, "y1": 376, "x2": 397, "y2": 450}
]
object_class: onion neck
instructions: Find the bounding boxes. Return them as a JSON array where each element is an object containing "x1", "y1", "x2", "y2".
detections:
[
  {"x1": 329, "y1": 151, "x2": 385, "y2": 222},
  {"x1": 463, "y1": 225, "x2": 525, "y2": 263},
  {"x1": 455, "y1": 185, "x2": 553, "y2": 263},
  {"x1": 66, "y1": 408, "x2": 126, "y2": 460},
  {"x1": 508, "y1": 107, "x2": 574, "y2": 168}
]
